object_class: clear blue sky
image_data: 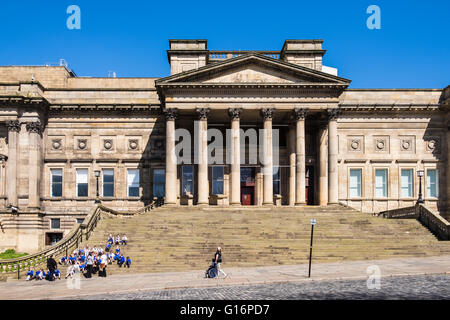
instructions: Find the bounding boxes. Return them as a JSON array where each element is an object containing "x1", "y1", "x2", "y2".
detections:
[{"x1": 0, "y1": 0, "x2": 448, "y2": 88}]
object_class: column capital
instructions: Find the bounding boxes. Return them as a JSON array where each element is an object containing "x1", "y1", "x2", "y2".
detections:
[
  {"x1": 196, "y1": 107, "x2": 210, "y2": 120},
  {"x1": 326, "y1": 108, "x2": 340, "y2": 121},
  {"x1": 163, "y1": 108, "x2": 178, "y2": 121},
  {"x1": 228, "y1": 108, "x2": 242, "y2": 119},
  {"x1": 261, "y1": 108, "x2": 274, "y2": 120},
  {"x1": 6, "y1": 120, "x2": 21, "y2": 133},
  {"x1": 293, "y1": 108, "x2": 308, "y2": 120},
  {"x1": 26, "y1": 121, "x2": 43, "y2": 134}
]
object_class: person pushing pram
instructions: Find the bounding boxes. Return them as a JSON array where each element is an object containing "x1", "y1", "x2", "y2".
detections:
[{"x1": 205, "y1": 247, "x2": 227, "y2": 279}]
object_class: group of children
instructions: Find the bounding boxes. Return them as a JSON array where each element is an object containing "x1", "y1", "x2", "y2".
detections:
[
  {"x1": 26, "y1": 267, "x2": 61, "y2": 281},
  {"x1": 25, "y1": 234, "x2": 132, "y2": 281}
]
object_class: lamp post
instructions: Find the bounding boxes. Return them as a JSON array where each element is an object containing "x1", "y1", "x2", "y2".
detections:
[
  {"x1": 308, "y1": 218, "x2": 316, "y2": 278},
  {"x1": 94, "y1": 170, "x2": 101, "y2": 204},
  {"x1": 417, "y1": 170, "x2": 424, "y2": 204}
]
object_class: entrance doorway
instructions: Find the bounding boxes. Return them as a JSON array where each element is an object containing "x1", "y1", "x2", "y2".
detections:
[
  {"x1": 240, "y1": 167, "x2": 256, "y2": 205},
  {"x1": 45, "y1": 232, "x2": 63, "y2": 246},
  {"x1": 306, "y1": 166, "x2": 315, "y2": 205}
]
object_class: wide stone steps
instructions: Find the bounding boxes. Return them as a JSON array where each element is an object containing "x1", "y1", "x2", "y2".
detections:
[{"x1": 67, "y1": 204, "x2": 448, "y2": 276}]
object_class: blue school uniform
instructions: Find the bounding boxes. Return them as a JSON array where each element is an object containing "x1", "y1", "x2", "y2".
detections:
[
  {"x1": 115, "y1": 248, "x2": 120, "y2": 254},
  {"x1": 27, "y1": 270, "x2": 34, "y2": 277},
  {"x1": 55, "y1": 270, "x2": 60, "y2": 276}
]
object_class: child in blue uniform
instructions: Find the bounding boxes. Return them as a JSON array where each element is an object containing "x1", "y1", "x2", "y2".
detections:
[{"x1": 26, "y1": 267, "x2": 34, "y2": 281}]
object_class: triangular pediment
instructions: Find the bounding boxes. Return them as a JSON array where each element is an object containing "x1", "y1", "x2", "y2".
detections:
[{"x1": 156, "y1": 53, "x2": 351, "y2": 85}]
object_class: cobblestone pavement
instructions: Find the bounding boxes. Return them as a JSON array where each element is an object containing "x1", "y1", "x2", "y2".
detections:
[
  {"x1": 74, "y1": 274, "x2": 450, "y2": 300},
  {"x1": 1, "y1": 255, "x2": 449, "y2": 300}
]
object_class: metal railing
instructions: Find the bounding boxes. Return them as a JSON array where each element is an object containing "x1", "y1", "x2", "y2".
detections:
[
  {"x1": 380, "y1": 204, "x2": 450, "y2": 240},
  {"x1": 0, "y1": 198, "x2": 164, "y2": 278},
  {"x1": 209, "y1": 51, "x2": 280, "y2": 61}
]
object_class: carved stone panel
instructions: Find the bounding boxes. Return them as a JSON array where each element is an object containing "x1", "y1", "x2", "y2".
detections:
[
  {"x1": 126, "y1": 136, "x2": 142, "y2": 153},
  {"x1": 373, "y1": 136, "x2": 389, "y2": 153},
  {"x1": 399, "y1": 135, "x2": 415, "y2": 153},
  {"x1": 48, "y1": 136, "x2": 65, "y2": 153},
  {"x1": 425, "y1": 137, "x2": 440, "y2": 153},
  {"x1": 74, "y1": 136, "x2": 90, "y2": 153},
  {"x1": 347, "y1": 136, "x2": 364, "y2": 153}
]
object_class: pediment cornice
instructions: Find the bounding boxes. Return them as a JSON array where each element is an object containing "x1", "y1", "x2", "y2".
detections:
[{"x1": 156, "y1": 52, "x2": 351, "y2": 86}]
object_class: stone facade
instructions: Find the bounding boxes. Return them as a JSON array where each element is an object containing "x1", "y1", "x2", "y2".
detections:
[{"x1": 0, "y1": 39, "x2": 448, "y2": 253}]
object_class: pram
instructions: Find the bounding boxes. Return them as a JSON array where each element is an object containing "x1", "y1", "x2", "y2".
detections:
[{"x1": 205, "y1": 259, "x2": 217, "y2": 278}]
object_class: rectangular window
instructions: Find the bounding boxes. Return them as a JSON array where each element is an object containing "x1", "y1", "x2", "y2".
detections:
[
  {"x1": 212, "y1": 166, "x2": 224, "y2": 195},
  {"x1": 182, "y1": 166, "x2": 194, "y2": 195},
  {"x1": 51, "y1": 169, "x2": 63, "y2": 197},
  {"x1": 51, "y1": 218, "x2": 60, "y2": 229},
  {"x1": 102, "y1": 169, "x2": 114, "y2": 197},
  {"x1": 76, "y1": 218, "x2": 84, "y2": 224},
  {"x1": 400, "y1": 169, "x2": 413, "y2": 198},
  {"x1": 375, "y1": 169, "x2": 388, "y2": 198},
  {"x1": 127, "y1": 169, "x2": 140, "y2": 197},
  {"x1": 153, "y1": 169, "x2": 165, "y2": 198},
  {"x1": 349, "y1": 169, "x2": 362, "y2": 198},
  {"x1": 426, "y1": 169, "x2": 438, "y2": 198},
  {"x1": 273, "y1": 167, "x2": 281, "y2": 195},
  {"x1": 76, "y1": 169, "x2": 88, "y2": 197}
]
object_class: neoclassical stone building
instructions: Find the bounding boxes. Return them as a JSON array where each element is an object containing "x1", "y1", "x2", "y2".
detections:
[{"x1": 0, "y1": 39, "x2": 449, "y2": 252}]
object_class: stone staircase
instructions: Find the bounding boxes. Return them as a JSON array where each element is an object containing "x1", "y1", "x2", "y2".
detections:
[{"x1": 79, "y1": 205, "x2": 450, "y2": 275}]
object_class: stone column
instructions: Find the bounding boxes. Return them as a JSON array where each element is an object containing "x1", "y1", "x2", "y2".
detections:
[
  {"x1": 196, "y1": 108, "x2": 210, "y2": 205},
  {"x1": 164, "y1": 108, "x2": 178, "y2": 205},
  {"x1": 294, "y1": 108, "x2": 307, "y2": 205},
  {"x1": 288, "y1": 125, "x2": 296, "y2": 206},
  {"x1": 319, "y1": 124, "x2": 328, "y2": 206},
  {"x1": 228, "y1": 108, "x2": 242, "y2": 206},
  {"x1": 261, "y1": 108, "x2": 274, "y2": 206},
  {"x1": 26, "y1": 121, "x2": 43, "y2": 210},
  {"x1": 6, "y1": 120, "x2": 20, "y2": 208},
  {"x1": 327, "y1": 109, "x2": 339, "y2": 204}
]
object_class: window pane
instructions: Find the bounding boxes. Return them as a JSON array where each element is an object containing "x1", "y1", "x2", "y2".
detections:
[
  {"x1": 128, "y1": 187, "x2": 139, "y2": 197},
  {"x1": 182, "y1": 166, "x2": 194, "y2": 195},
  {"x1": 103, "y1": 169, "x2": 114, "y2": 183},
  {"x1": 212, "y1": 167, "x2": 224, "y2": 195},
  {"x1": 401, "y1": 169, "x2": 413, "y2": 198},
  {"x1": 128, "y1": 169, "x2": 139, "y2": 197},
  {"x1": 78, "y1": 184, "x2": 88, "y2": 197},
  {"x1": 273, "y1": 167, "x2": 280, "y2": 195},
  {"x1": 103, "y1": 169, "x2": 114, "y2": 197},
  {"x1": 51, "y1": 219, "x2": 60, "y2": 229},
  {"x1": 349, "y1": 169, "x2": 362, "y2": 198},
  {"x1": 153, "y1": 169, "x2": 165, "y2": 198},
  {"x1": 76, "y1": 169, "x2": 88, "y2": 183},
  {"x1": 427, "y1": 169, "x2": 438, "y2": 198},
  {"x1": 375, "y1": 169, "x2": 387, "y2": 198},
  {"x1": 76, "y1": 169, "x2": 88, "y2": 197},
  {"x1": 51, "y1": 169, "x2": 63, "y2": 197}
]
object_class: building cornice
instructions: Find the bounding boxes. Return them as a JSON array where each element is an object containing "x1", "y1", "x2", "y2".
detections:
[{"x1": 339, "y1": 103, "x2": 441, "y2": 112}]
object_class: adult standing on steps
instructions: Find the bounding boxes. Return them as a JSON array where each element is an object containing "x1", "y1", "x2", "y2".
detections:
[
  {"x1": 46, "y1": 254, "x2": 57, "y2": 281},
  {"x1": 215, "y1": 247, "x2": 227, "y2": 279},
  {"x1": 85, "y1": 253, "x2": 94, "y2": 278}
]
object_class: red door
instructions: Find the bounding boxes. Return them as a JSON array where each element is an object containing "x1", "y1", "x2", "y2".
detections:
[{"x1": 241, "y1": 187, "x2": 254, "y2": 205}]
